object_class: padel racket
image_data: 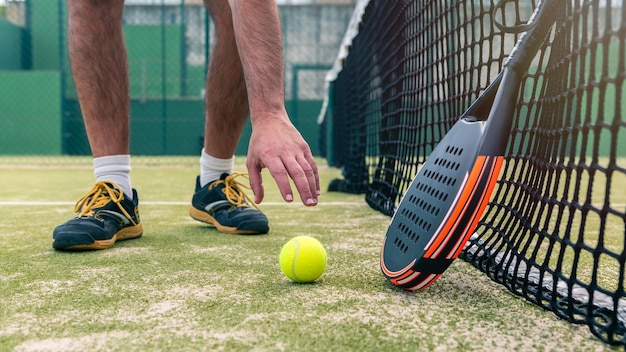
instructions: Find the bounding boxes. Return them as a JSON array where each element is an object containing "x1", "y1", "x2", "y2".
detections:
[{"x1": 380, "y1": 0, "x2": 559, "y2": 291}]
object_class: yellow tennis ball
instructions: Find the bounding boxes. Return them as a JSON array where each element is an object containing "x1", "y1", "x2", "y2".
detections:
[{"x1": 279, "y1": 236, "x2": 327, "y2": 283}]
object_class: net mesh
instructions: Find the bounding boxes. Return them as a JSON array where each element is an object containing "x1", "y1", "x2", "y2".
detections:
[{"x1": 321, "y1": 0, "x2": 626, "y2": 345}]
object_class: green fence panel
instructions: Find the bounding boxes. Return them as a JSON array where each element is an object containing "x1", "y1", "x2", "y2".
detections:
[
  {"x1": 0, "y1": 71, "x2": 61, "y2": 154},
  {"x1": 30, "y1": 0, "x2": 60, "y2": 70},
  {"x1": 125, "y1": 25, "x2": 182, "y2": 99},
  {"x1": 0, "y1": 19, "x2": 22, "y2": 69}
]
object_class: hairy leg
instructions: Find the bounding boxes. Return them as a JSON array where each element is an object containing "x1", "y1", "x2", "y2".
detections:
[
  {"x1": 203, "y1": 0, "x2": 249, "y2": 159},
  {"x1": 67, "y1": 0, "x2": 129, "y2": 157}
]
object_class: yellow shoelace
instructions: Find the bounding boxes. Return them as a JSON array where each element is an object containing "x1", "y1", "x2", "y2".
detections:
[
  {"x1": 74, "y1": 181, "x2": 136, "y2": 224},
  {"x1": 208, "y1": 173, "x2": 261, "y2": 211}
]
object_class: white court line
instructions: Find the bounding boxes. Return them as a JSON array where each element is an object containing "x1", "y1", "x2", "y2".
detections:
[
  {"x1": 0, "y1": 201, "x2": 365, "y2": 206},
  {"x1": 2, "y1": 201, "x2": 624, "y2": 208}
]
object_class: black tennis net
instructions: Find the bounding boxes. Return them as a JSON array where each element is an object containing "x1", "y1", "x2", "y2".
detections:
[{"x1": 320, "y1": 0, "x2": 626, "y2": 345}]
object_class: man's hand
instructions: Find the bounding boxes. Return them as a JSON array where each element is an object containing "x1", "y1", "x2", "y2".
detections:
[{"x1": 246, "y1": 117, "x2": 320, "y2": 206}]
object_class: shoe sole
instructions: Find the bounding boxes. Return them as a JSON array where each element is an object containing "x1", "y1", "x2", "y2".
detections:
[
  {"x1": 53, "y1": 224, "x2": 144, "y2": 251},
  {"x1": 189, "y1": 206, "x2": 266, "y2": 235}
]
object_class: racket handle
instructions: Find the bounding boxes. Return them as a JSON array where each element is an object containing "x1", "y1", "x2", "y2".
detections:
[{"x1": 505, "y1": 0, "x2": 559, "y2": 73}]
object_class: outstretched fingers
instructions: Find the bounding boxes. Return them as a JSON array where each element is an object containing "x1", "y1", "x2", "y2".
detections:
[
  {"x1": 258, "y1": 154, "x2": 319, "y2": 206},
  {"x1": 284, "y1": 154, "x2": 319, "y2": 206}
]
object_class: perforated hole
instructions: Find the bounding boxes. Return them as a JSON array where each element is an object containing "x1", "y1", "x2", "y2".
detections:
[
  {"x1": 401, "y1": 206, "x2": 432, "y2": 235},
  {"x1": 445, "y1": 145, "x2": 464, "y2": 156},
  {"x1": 393, "y1": 236, "x2": 408, "y2": 254},
  {"x1": 394, "y1": 222, "x2": 421, "y2": 253}
]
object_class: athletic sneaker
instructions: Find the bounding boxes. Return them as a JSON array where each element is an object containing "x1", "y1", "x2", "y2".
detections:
[
  {"x1": 189, "y1": 173, "x2": 269, "y2": 235},
  {"x1": 52, "y1": 181, "x2": 143, "y2": 251}
]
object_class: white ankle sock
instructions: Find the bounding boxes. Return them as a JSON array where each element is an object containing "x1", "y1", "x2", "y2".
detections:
[
  {"x1": 93, "y1": 155, "x2": 133, "y2": 199},
  {"x1": 200, "y1": 149, "x2": 234, "y2": 187}
]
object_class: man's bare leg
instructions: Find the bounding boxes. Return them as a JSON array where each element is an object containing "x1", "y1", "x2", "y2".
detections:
[
  {"x1": 203, "y1": 0, "x2": 249, "y2": 160},
  {"x1": 67, "y1": 0, "x2": 133, "y2": 197},
  {"x1": 188, "y1": 0, "x2": 270, "y2": 235},
  {"x1": 53, "y1": 0, "x2": 142, "y2": 252},
  {"x1": 67, "y1": 0, "x2": 129, "y2": 157}
]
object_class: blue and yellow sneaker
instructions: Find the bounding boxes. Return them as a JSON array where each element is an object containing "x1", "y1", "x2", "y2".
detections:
[
  {"x1": 52, "y1": 181, "x2": 143, "y2": 251},
  {"x1": 189, "y1": 173, "x2": 269, "y2": 235}
]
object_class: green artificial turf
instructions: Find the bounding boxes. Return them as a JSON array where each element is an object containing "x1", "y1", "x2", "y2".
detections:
[{"x1": 0, "y1": 157, "x2": 617, "y2": 351}]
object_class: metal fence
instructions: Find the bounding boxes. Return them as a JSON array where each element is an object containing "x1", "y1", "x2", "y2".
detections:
[{"x1": 0, "y1": 0, "x2": 356, "y2": 156}]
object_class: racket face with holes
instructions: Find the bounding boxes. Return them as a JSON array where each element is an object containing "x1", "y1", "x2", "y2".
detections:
[
  {"x1": 380, "y1": 118, "x2": 498, "y2": 291},
  {"x1": 380, "y1": 0, "x2": 558, "y2": 291}
]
